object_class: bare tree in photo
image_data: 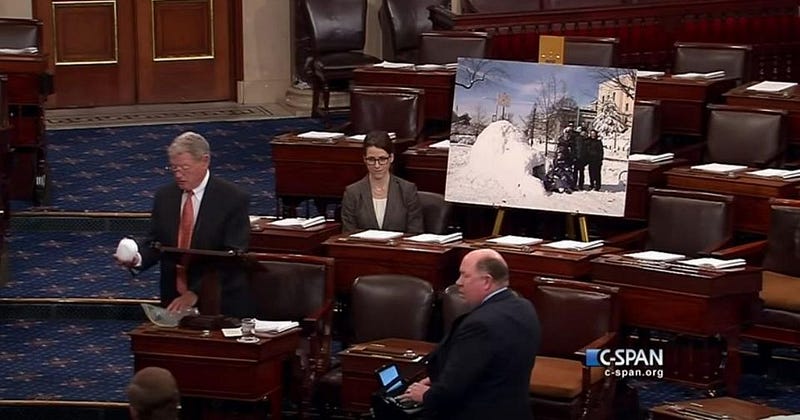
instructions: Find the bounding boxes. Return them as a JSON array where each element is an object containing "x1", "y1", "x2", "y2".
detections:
[
  {"x1": 592, "y1": 67, "x2": 637, "y2": 100},
  {"x1": 456, "y1": 59, "x2": 510, "y2": 90},
  {"x1": 534, "y1": 75, "x2": 571, "y2": 161}
]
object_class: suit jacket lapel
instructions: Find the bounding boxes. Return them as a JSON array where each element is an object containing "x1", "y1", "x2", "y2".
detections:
[
  {"x1": 382, "y1": 176, "x2": 402, "y2": 230},
  {"x1": 357, "y1": 178, "x2": 378, "y2": 229},
  {"x1": 166, "y1": 186, "x2": 183, "y2": 246},
  {"x1": 192, "y1": 177, "x2": 214, "y2": 247}
]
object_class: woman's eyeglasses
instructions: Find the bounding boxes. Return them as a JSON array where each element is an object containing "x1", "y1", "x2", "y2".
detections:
[{"x1": 364, "y1": 156, "x2": 390, "y2": 165}]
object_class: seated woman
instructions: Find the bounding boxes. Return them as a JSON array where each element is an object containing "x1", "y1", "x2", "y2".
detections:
[{"x1": 341, "y1": 131, "x2": 424, "y2": 233}]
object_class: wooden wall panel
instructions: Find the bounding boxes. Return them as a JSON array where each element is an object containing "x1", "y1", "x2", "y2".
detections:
[
  {"x1": 152, "y1": 0, "x2": 212, "y2": 59},
  {"x1": 53, "y1": 3, "x2": 117, "y2": 64}
]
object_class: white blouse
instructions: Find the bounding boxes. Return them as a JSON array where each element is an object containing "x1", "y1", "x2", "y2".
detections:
[{"x1": 373, "y1": 198, "x2": 387, "y2": 228}]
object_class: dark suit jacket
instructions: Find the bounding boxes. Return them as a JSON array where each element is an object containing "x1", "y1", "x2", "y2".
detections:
[
  {"x1": 138, "y1": 175, "x2": 253, "y2": 317},
  {"x1": 341, "y1": 175, "x2": 424, "y2": 233},
  {"x1": 424, "y1": 289, "x2": 541, "y2": 420}
]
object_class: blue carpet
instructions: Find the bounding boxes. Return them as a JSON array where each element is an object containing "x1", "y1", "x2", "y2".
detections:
[{"x1": 22, "y1": 118, "x2": 325, "y2": 214}]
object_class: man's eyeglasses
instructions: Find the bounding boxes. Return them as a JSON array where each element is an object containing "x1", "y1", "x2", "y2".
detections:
[
  {"x1": 364, "y1": 156, "x2": 390, "y2": 165},
  {"x1": 164, "y1": 164, "x2": 193, "y2": 173}
]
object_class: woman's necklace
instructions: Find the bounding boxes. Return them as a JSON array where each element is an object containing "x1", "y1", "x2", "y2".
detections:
[{"x1": 371, "y1": 179, "x2": 389, "y2": 197}]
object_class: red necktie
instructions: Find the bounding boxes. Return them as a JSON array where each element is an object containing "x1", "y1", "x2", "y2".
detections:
[{"x1": 176, "y1": 190, "x2": 194, "y2": 294}]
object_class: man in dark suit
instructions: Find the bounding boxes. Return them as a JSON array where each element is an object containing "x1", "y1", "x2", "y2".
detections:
[
  {"x1": 402, "y1": 249, "x2": 541, "y2": 419},
  {"x1": 117, "y1": 131, "x2": 253, "y2": 317}
]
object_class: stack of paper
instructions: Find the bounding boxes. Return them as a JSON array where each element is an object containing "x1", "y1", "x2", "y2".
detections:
[
  {"x1": 444, "y1": 63, "x2": 458, "y2": 70},
  {"x1": 297, "y1": 131, "x2": 345, "y2": 140},
  {"x1": 746, "y1": 81, "x2": 797, "y2": 93},
  {"x1": 255, "y1": 320, "x2": 299, "y2": 334},
  {"x1": 429, "y1": 140, "x2": 451, "y2": 149},
  {"x1": 628, "y1": 153, "x2": 674, "y2": 163},
  {"x1": 405, "y1": 232, "x2": 463, "y2": 244},
  {"x1": 672, "y1": 70, "x2": 725, "y2": 79},
  {"x1": 373, "y1": 61, "x2": 415, "y2": 69},
  {"x1": 624, "y1": 250, "x2": 685, "y2": 262},
  {"x1": 636, "y1": 70, "x2": 665, "y2": 78},
  {"x1": 269, "y1": 216, "x2": 325, "y2": 229},
  {"x1": 746, "y1": 168, "x2": 800, "y2": 179},
  {"x1": 415, "y1": 64, "x2": 446, "y2": 71},
  {"x1": 677, "y1": 257, "x2": 746, "y2": 269},
  {"x1": 541, "y1": 239, "x2": 604, "y2": 251},
  {"x1": 486, "y1": 235, "x2": 543, "y2": 246},
  {"x1": 349, "y1": 230, "x2": 404, "y2": 240},
  {"x1": 690, "y1": 163, "x2": 749, "y2": 173},
  {"x1": 347, "y1": 132, "x2": 397, "y2": 142}
]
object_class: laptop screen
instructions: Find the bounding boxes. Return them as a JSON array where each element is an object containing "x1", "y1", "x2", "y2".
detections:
[{"x1": 377, "y1": 364, "x2": 404, "y2": 393}]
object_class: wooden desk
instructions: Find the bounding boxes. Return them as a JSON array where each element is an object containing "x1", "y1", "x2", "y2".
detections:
[
  {"x1": 340, "y1": 338, "x2": 436, "y2": 414},
  {"x1": 249, "y1": 218, "x2": 341, "y2": 255},
  {"x1": 664, "y1": 166, "x2": 800, "y2": 233},
  {"x1": 400, "y1": 141, "x2": 449, "y2": 195},
  {"x1": 323, "y1": 234, "x2": 461, "y2": 294},
  {"x1": 353, "y1": 67, "x2": 456, "y2": 130},
  {"x1": 129, "y1": 324, "x2": 299, "y2": 420},
  {"x1": 591, "y1": 255, "x2": 762, "y2": 395},
  {"x1": 459, "y1": 239, "x2": 621, "y2": 302},
  {"x1": 725, "y1": 81, "x2": 800, "y2": 147},
  {"x1": 625, "y1": 158, "x2": 689, "y2": 220},
  {"x1": 636, "y1": 76, "x2": 738, "y2": 137},
  {"x1": 650, "y1": 397, "x2": 789, "y2": 420}
]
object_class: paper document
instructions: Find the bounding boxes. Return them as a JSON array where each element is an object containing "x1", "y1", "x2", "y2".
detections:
[
  {"x1": 405, "y1": 232, "x2": 462, "y2": 244},
  {"x1": 444, "y1": 63, "x2": 459, "y2": 70},
  {"x1": 373, "y1": 61, "x2": 415, "y2": 69},
  {"x1": 297, "y1": 131, "x2": 345, "y2": 140},
  {"x1": 269, "y1": 216, "x2": 325, "y2": 229},
  {"x1": 115, "y1": 238, "x2": 139, "y2": 263},
  {"x1": 222, "y1": 327, "x2": 243, "y2": 338},
  {"x1": 254, "y1": 320, "x2": 299, "y2": 334},
  {"x1": 624, "y1": 250, "x2": 685, "y2": 262},
  {"x1": 628, "y1": 153, "x2": 674, "y2": 163},
  {"x1": 672, "y1": 70, "x2": 725, "y2": 79},
  {"x1": 349, "y1": 229, "x2": 404, "y2": 240},
  {"x1": 677, "y1": 257, "x2": 745, "y2": 269},
  {"x1": 746, "y1": 81, "x2": 797, "y2": 93},
  {"x1": 636, "y1": 70, "x2": 665, "y2": 78},
  {"x1": 690, "y1": 163, "x2": 748, "y2": 173},
  {"x1": 415, "y1": 64, "x2": 446, "y2": 71},
  {"x1": 747, "y1": 168, "x2": 800, "y2": 179},
  {"x1": 429, "y1": 140, "x2": 451, "y2": 149},
  {"x1": 348, "y1": 132, "x2": 396, "y2": 142},
  {"x1": 487, "y1": 235, "x2": 543, "y2": 246},
  {"x1": 541, "y1": 239, "x2": 604, "y2": 251},
  {"x1": 249, "y1": 215, "x2": 271, "y2": 224}
]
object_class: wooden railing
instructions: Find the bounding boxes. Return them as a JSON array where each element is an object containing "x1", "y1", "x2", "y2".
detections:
[{"x1": 431, "y1": 0, "x2": 800, "y2": 81}]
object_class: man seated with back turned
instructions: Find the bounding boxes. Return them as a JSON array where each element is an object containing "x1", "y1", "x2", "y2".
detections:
[
  {"x1": 127, "y1": 366, "x2": 180, "y2": 420},
  {"x1": 401, "y1": 248, "x2": 541, "y2": 419}
]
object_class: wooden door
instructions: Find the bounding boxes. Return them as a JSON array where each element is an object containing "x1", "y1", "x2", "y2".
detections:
[{"x1": 33, "y1": 0, "x2": 237, "y2": 107}]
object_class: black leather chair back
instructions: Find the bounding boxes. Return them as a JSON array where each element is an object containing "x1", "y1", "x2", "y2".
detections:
[
  {"x1": 441, "y1": 284, "x2": 474, "y2": 335},
  {"x1": 418, "y1": 191, "x2": 452, "y2": 234},
  {"x1": 379, "y1": 0, "x2": 444, "y2": 62},
  {"x1": 763, "y1": 203, "x2": 800, "y2": 277},
  {"x1": 304, "y1": 0, "x2": 367, "y2": 55},
  {"x1": 646, "y1": 189, "x2": 733, "y2": 256},
  {"x1": 564, "y1": 36, "x2": 619, "y2": 67},
  {"x1": 705, "y1": 105, "x2": 786, "y2": 168},
  {"x1": 417, "y1": 31, "x2": 489, "y2": 65},
  {"x1": 248, "y1": 256, "x2": 332, "y2": 321},
  {"x1": 630, "y1": 100, "x2": 661, "y2": 154},
  {"x1": 532, "y1": 278, "x2": 618, "y2": 358},
  {"x1": 0, "y1": 19, "x2": 39, "y2": 49},
  {"x1": 673, "y1": 42, "x2": 752, "y2": 83},
  {"x1": 351, "y1": 274, "x2": 435, "y2": 343},
  {"x1": 350, "y1": 86, "x2": 425, "y2": 140}
]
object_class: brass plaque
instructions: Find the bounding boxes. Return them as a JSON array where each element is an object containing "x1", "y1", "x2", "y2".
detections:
[{"x1": 538, "y1": 35, "x2": 564, "y2": 64}]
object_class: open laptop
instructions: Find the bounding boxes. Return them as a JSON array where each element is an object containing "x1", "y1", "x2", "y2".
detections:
[{"x1": 374, "y1": 364, "x2": 423, "y2": 410}]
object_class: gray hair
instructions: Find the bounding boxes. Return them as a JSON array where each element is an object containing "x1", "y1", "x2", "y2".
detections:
[
  {"x1": 168, "y1": 131, "x2": 210, "y2": 160},
  {"x1": 476, "y1": 255, "x2": 509, "y2": 286}
]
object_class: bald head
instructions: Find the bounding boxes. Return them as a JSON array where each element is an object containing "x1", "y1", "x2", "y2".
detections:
[
  {"x1": 457, "y1": 249, "x2": 510, "y2": 305},
  {"x1": 127, "y1": 367, "x2": 179, "y2": 420}
]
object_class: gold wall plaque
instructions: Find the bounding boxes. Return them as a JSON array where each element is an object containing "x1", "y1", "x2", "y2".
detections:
[{"x1": 538, "y1": 35, "x2": 564, "y2": 64}]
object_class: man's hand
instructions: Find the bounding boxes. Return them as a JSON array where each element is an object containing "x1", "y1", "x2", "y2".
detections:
[
  {"x1": 167, "y1": 291, "x2": 198, "y2": 312},
  {"x1": 402, "y1": 379, "x2": 430, "y2": 403},
  {"x1": 114, "y1": 253, "x2": 140, "y2": 268}
]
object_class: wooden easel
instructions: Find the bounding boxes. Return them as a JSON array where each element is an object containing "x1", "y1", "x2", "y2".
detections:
[
  {"x1": 491, "y1": 208, "x2": 506, "y2": 236},
  {"x1": 565, "y1": 213, "x2": 590, "y2": 242}
]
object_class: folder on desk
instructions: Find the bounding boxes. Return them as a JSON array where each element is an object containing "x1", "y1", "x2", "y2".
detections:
[
  {"x1": 541, "y1": 239, "x2": 603, "y2": 251},
  {"x1": 255, "y1": 320, "x2": 299, "y2": 334},
  {"x1": 690, "y1": 163, "x2": 748, "y2": 174},
  {"x1": 624, "y1": 250, "x2": 685, "y2": 262},
  {"x1": 405, "y1": 232, "x2": 462, "y2": 244},
  {"x1": 635, "y1": 70, "x2": 665, "y2": 78},
  {"x1": 746, "y1": 81, "x2": 797, "y2": 93},
  {"x1": 677, "y1": 257, "x2": 745, "y2": 269},
  {"x1": 349, "y1": 230, "x2": 404, "y2": 241},
  {"x1": 628, "y1": 153, "x2": 674, "y2": 163},
  {"x1": 373, "y1": 61, "x2": 415, "y2": 69},
  {"x1": 672, "y1": 70, "x2": 725, "y2": 79},
  {"x1": 297, "y1": 131, "x2": 345, "y2": 140},
  {"x1": 269, "y1": 216, "x2": 325, "y2": 229},
  {"x1": 348, "y1": 132, "x2": 396, "y2": 142},
  {"x1": 747, "y1": 168, "x2": 800, "y2": 179},
  {"x1": 487, "y1": 235, "x2": 543, "y2": 246}
]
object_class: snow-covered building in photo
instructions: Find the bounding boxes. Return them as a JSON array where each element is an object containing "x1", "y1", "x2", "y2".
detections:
[{"x1": 597, "y1": 74, "x2": 635, "y2": 121}]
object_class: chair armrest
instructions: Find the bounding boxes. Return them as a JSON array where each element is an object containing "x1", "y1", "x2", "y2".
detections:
[
  {"x1": 573, "y1": 332, "x2": 618, "y2": 361},
  {"x1": 428, "y1": 5, "x2": 455, "y2": 29},
  {"x1": 697, "y1": 233, "x2": 735, "y2": 256},
  {"x1": 671, "y1": 141, "x2": 705, "y2": 164},
  {"x1": 709, "y1": 239, "x2": 767, "y2": 262},
  {"x1": 300, "y1": 299, "x2": 334, "y2": 335},
  {"x1": 330, "y1": 121, "x2": 351, "y2": 134},
  {"x1": 604, "y1": 228, "x2": 648, "y2": 249}
]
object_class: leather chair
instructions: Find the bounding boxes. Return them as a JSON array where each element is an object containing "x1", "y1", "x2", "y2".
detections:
[
  {"x1": 417, "y1": 31, "x2": 490, "y2": 65},
  {"x1": 563, "y1": 36, "x2": 620, "y2": 67},
  {"x1": 247, "y1": 253, "x2": 335, "y2": 416},
  {"x1": 379, "y1": 0, "x2": 446, "y2": 62},
  {"x1": 302, "y1": 0, "x2": 381, "y2": 118},
  {"x1": 703, "y1": 104, "x2": 787, "y2": 168},
  {"x1": 417, "y1": 191, "x2": 452, "y2": 234},
  {"x1": 673, "y1": 42, "x2": 752, "y2": 83},
  {"x1": 461, "y1": 0, "x2": 541, "y2": 13},
  {"x1": 316, "y1": 274, "x2": 435, "y2": 411},
  {"x1": 348, "y1": 86, "x2": 426, "y2": 141},
  {"x1": 607, "y1": 188, "x2": 734, "y2": 256},
  {"x1": 441, "y1": 284, "x2": 474, "y2": 335},
  {"x1": 528, "y1": 277, "x2": 620, "y2": 420},
  {"x1": 630, "y1": 100, "x2": 662, "y2": 154}
]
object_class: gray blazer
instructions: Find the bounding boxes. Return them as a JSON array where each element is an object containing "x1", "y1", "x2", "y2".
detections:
[{"x1": 341, "y1": 175, "x2": 424, "y2": 233}]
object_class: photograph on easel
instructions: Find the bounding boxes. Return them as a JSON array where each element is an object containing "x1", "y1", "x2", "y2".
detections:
[{"x1": 445, "y1": 58, "x2": 637, "y2": 217}]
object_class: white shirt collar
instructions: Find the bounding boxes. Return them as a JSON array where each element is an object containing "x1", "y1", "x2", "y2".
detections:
[
  {"x1": 481, "y1": 286, "x2": 508, "y2": 305},
  {"x1": 186, "y1": 170, "x2": 210, "y2": 198}
]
